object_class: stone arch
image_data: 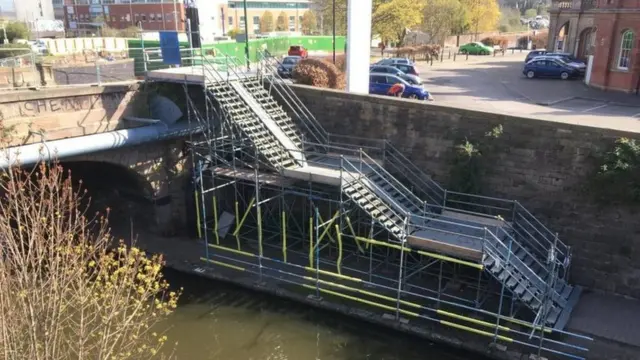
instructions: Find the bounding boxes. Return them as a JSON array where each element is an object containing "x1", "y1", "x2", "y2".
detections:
[
  {"x1": 58, "y1": 160, "x2": 157, "y2": 237},
  {"x1": 576, "y1": 27, "x2": 597, "y2": 60},
  {"x1": 555, "y1": 22, "x2": 570, "y2": 52}
]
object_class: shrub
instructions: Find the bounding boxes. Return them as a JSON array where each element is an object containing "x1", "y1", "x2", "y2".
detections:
[
  {"x1": 517, "y1": 32, "x2": 547, "y2": 49},
  {"x1": 481, "y1": 36, "x2": 508, "y2": 48},
  {"x1": 0, "y1": 43, "x2": 31, "y2": 59},
  {"x1": 292, "y1": 58, "x2": 345, "y2": 89}
]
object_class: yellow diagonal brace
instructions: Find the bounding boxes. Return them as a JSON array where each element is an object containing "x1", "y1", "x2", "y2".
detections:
[
  {"x1": 232, "y1": 197, "x2": 255, "y2": 237},
  {"x1": 212, "y1": 196, "x2": 219, "y2": 244},
  {"x1": 317, "y1": 210, "x2": 339, "y2": 246},
  {"x1": 335, "y1": 224, "x2": 342, "y2": 275},
  {"x1": 345, "y1": 216, "x2": 365, "y2": 253}
]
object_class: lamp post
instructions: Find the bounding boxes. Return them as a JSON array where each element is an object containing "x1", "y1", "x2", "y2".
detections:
[
  {"x1": 242, "y1": 0, "x2": 250, "y2": 70},
  {"x1": 332, "y1": 0, "x2": 336, "y2": 64}
]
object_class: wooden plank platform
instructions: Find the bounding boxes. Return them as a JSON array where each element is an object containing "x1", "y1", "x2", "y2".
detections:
[{"x1": 407, "y1": 232, "x2": 483, "y2": 262}]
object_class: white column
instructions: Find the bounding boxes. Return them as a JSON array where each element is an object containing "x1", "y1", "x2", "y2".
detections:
[{"x1": 345, "y1": 0, "x2": 372, "y2": 94}]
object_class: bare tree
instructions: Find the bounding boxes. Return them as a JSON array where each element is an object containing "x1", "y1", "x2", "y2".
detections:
[{"x1": 0, "y1": 125, "x2": 180, "y2": 360}]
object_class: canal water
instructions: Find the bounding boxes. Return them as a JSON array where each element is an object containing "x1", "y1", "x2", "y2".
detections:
[{"x1": 161, "y1": 269, "x2": 480, "y2": 360}]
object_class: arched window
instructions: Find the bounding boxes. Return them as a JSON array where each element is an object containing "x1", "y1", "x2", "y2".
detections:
[{"x1": 617, "y1": 30, "x2": 634, "y2": 70}]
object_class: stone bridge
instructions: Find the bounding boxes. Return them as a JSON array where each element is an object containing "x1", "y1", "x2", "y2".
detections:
[{"x1": 0, "y1": 84, "x2": 193, "y2": 235}]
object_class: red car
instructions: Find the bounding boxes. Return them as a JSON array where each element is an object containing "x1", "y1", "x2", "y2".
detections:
[{"x1": 288, "y1": 45, "x2": 308, "y2": 58}]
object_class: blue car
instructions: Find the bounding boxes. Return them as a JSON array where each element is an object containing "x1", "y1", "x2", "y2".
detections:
[
  {"x1": 522, "y1": 58, "x2": 581, "y2": 80},
  {"x1": 369, "y1": 74, "x2": 433, "y2": 100}
]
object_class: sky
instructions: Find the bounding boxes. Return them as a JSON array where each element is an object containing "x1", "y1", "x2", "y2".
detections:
[{"x1": 0, "y1": 0, "x2": 16, "y2": 14}]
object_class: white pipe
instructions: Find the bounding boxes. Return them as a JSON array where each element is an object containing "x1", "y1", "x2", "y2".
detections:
[{"x1": 0, "y1": 122, "x2": 202, "y2": 169}]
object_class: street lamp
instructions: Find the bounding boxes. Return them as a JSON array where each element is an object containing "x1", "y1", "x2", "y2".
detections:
[{"x1": 332, "y1": 0, "x2": 335, "y2": 64}]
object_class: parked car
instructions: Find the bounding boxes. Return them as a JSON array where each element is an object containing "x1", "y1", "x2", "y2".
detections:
[
  {"x1": 387, "y1": 63, "x2": 420, "y2": 76},
  {"x1": 369, "y1": 65, "x2": 423, "y2": 85},
  {"x1": 288, "y1": 45, "x2": 308, "y2": 58},
  {"x1": 544, "y1": 52, "x2": 587, "y2": 68},
  {"x1": 375, "y1": 57, "x2": 413, "y2": 66},
  {"x1": 525, "y1": 49, "x2": 547, "y2": 63},
  {"x1": 459, "y1": 42, "x2": 494, "y2": 55},
  {"x1": 522, "y1": 58, "x2": 582, "y2": 80},
  {"x1": 277, "y1": 56, "x2": 302, "y2": 78},
  {"x1": 369, "y1": 74, "x2": 433, "y2": 100},
  {"x1": 529, "y1": 55, "x2": 586, "y2": 75}
]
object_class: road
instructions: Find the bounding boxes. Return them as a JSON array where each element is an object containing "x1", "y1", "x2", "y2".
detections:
[{"x1": 414, "y1": 53, "x2": 640, "y2": 133}]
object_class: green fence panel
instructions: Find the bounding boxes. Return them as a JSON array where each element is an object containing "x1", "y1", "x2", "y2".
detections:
[{"x1": 128, "y1": 36, "x2": 346, "y2": 75}]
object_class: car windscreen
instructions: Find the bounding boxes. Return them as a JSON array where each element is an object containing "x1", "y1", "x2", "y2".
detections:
[
  {"x1": 282, "y1": 57, "x2": 299, "y2": 64},
  {"x1": 290, "y1": 46, "x2": 300, "y2": 51}
]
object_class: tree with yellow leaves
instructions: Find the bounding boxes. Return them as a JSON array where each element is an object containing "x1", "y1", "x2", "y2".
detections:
[
  {"x1": 301, "y1": 10, "x2": 317, "y2": 35},
  {"x1": 0, "y1": 126, "x2": 180, "y2": 359},
  {"x1": 460, "y1": 0, "x2": 501, "y2": 37},
  {"x1": 372, "y1": 0, "x2": 425, "y2": 46},
  {"x1": 276, "y1": 11, "x2": 288, "y2": 31}
]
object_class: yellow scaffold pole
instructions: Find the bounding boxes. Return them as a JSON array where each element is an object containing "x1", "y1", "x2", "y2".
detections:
[
  {"x1": 308, "y1": 217, "x2": 314, "y2": 268},
  {"x1": 282, "y1": 211, "x2": 287, "y2": 263},
  {"x1": 335, "y1": 224, "x2": 343, "y2": 275},
  {"x1": 233, "y1": 197, "x2": 256, "y2": 250},
  {"x1": 194, "y1": 190, "x2": 202, "y2": 239},
  {"x1": 212, "y1": 196, "x2": 219, "y2": 245},
  {"x1": 345, "y1": 216, "x2": 365, "y2": 253}
]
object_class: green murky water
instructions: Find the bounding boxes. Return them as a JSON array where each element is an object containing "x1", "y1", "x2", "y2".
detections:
[{"x1": 162, "y1": 269, "x2": 480, "y2": 360}]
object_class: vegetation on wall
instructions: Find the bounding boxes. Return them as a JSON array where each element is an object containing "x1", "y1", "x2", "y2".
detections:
[
  {"x1": 449, "y1": 124, "x2": 503, "y2": 194},
  {"x1": 591, "y1": 138, "x2": 640, "y2": 204}
]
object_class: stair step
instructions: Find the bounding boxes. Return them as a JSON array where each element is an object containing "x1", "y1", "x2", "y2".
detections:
[{"x1": 546, "y1": 306, "x2": 562, "y2": 325}]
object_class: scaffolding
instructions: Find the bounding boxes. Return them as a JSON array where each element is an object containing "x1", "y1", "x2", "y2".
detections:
[{"x1": 142, "y1": 38, "x2": 593, "y2": 360}]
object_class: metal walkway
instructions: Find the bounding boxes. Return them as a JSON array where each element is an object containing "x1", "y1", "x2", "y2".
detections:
[{"x1": 144, "y1": 46, "x2": 590, "y2": 359}]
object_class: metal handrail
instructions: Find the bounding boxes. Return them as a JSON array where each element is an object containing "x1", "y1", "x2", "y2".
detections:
[
  {"x1": 258, "y1": 51, "x2": 330, "y2": 144},
  {"x1": 341, "y1": 155, "x2": 410, "y2": 233},
  {"x1": 483, "y1": 228, "x2": 547, "y2": 307},
  {"x1": 357, "y1": 149, "x2": 426, "y2": 215},
  {"x1": 514, "y1": 201, "x2": 568, "y2": 258}
]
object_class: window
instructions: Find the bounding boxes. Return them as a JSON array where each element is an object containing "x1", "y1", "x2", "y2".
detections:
[
  {"x1": 618, "y1": 30, "x2": 634, "y2": 70},
  {"x1": 228, "y1": 16, "x2": 233, "y2": 25},
  {"x1": 150, "y1": 13, "x2": 155, "y2": 21},
  {"x1": 157, "y1": 13, "x2": 162, "y2": 21},
  {"x1": 142, "y1": 14, "x2": 147, "y2": 21},
  {"x1": 240, "y1": 16, "x2": 245, "y2": 27}
]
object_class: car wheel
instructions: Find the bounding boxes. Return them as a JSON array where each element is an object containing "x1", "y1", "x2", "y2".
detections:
[
  {"x1": 560, "y1": 72, "x2": 569, "y2": 80},
  {"x1": 460, "y1": 49, "x2": 467, "y2": 55},
  {"x1": 526, "y1": 70, "x2": 535, "y2": 79},
  {"x1": 408, "y1": 94, "x2": 418, "y2": 99}
]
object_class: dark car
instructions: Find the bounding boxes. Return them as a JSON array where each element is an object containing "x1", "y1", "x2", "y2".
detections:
[
  {"x1": 369, "y1": 74, "x2": 433, "y2": 100},
  {"x1": 389, "y1": 63, "x2": 419, "y2": 76},
  {"x1": 369, "y1": 65, "x2": 422, "y2": 85},
  {"x1": 525, "y1": 49, "x2": 547, "y2": 63},
  {"x1": 523, "y1": 58, "x2": 581, "y2": 80},
  {"x1": 277, "y1": 56, "x2": 302, "y2": 78}
]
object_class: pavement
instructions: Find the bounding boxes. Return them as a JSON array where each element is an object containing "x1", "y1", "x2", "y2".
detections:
[{"x1": 414, "y1": 53, "x2": 640, "y2": 133}]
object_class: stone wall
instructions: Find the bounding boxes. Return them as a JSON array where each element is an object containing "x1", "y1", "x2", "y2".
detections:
[
  {"x1": 289, "y1": 84, "x2": 640, "y2": 298},
  {"x1": 0, "y1": 84, "x2": 143, "y2": 146}
]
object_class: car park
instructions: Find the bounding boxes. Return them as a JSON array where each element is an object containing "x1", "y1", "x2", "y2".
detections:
[
  {"x1": 369, "y1": 65, "x2": 423, "y2": 85},
  {"x1": 459, "y1": 42, "x2": 494, "y2": 55},
  {"x1": 369, "y1": 73, "x2": 433, "y2": 100},
  {"x1": 522, "y1": 58, "x2": 582, "y2": 80},
  {"x1": 277, "y1": 56, "x2": 302, "y2": 78}
]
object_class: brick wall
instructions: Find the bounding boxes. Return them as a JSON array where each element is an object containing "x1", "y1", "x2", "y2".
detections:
[{"x1": 289, "y1": 84, "x2": 640, "y2": 298}]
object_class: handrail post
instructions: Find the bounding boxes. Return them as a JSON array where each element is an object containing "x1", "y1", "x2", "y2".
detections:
[
  {"x1": 442, "y1": 189, "x2": 448, "y2": 209},
  {"x1": 359, "y1": 148, "x2": 363, "y2": 174}
]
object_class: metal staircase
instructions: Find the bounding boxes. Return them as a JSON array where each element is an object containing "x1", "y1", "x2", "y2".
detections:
[
  {"x1": 197, "y1": 50, "x2": 580, "y2": 329},
  {"x1": 201, "y1": 58, "x2": 300, "y2": 170}
]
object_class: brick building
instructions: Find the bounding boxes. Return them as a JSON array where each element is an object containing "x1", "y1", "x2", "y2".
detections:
[
  {"x1": 548, "y1": 0, "x2": 639, "y2": 93},
  {"x1": 61, "y1": 0, "x2": 311, "y2": 40}
]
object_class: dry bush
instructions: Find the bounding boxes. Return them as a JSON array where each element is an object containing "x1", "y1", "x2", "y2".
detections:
[
  {"x1": 517, "y1": 31, "x2": 548, "y2": 49},
  {"x1": 292, "y1": 58, "x2": 345, "y2": 89},
  {"x1": 0, "y1": 130, "x2": 180, "y2": 359},
  {"x1": 481, "y1": 36, "x2": 509, "y2": 49},
  {"x1": 319, "y1": 54, "x2": 346, "y2": 72},
  {"x1": 393, "y1": 45, "x2": 441, "y2": 62}
]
